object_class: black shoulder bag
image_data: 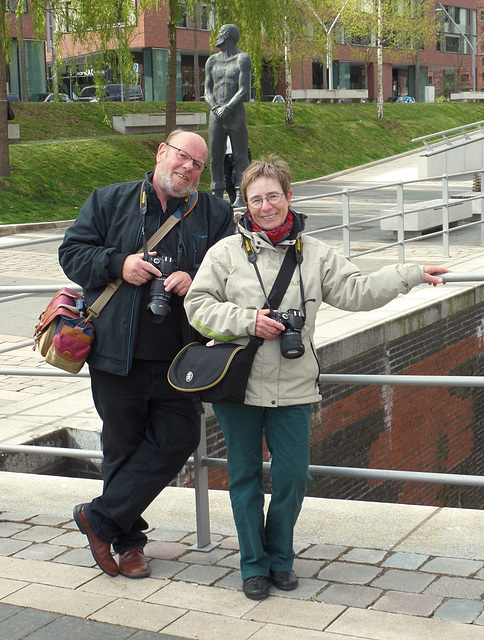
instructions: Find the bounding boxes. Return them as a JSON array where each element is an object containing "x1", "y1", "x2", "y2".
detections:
[{"x1": 167, "y1": 239, "x2": 300, "y2": 404}]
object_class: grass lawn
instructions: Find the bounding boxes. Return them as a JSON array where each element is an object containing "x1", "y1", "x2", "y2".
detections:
[{"x1": 2, "y1": 100, "x2": 484, "y2": 225}]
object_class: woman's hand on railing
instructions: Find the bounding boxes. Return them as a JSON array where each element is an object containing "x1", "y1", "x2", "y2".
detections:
[{"x1": 423, "y1": 265, "x2": 451, "y2": 286}]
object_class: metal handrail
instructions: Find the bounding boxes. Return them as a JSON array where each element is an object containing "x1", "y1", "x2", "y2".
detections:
[
  {"x1": 412, "y1": 120, "x2": 484, "y2": 150},
  {"x1": 2, "y1": 181, "x2": 484, "y2": 548}
]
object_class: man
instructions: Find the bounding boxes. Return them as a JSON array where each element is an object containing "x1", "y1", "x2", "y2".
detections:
[
  {"x1": 204, "y1": 24, "x2": 251, "y2": 208},
  {"x1": 59, "y1": 130, "x2": 234, "y2": 579}
]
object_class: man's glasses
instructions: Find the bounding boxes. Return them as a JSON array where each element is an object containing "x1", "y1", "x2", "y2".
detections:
[
  {"x1": 247, "y1": 193, "x2": 285, "y2": 209},
  {"x1": 165, "y1": 143, "x2": 207, "y2": 173}
]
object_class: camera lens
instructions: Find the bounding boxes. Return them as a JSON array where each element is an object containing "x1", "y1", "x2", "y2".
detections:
[{"x1": 147, "y1": 255, "x2": 175, "y2": 323}]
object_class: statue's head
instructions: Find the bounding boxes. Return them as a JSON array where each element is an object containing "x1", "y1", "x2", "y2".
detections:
[{"x1": 216, "y1": 24, "x2": 240, "y2": 47}]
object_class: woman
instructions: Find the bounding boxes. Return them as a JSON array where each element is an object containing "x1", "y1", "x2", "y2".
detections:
[{"x1": 184, "y1": 156, "x2": 448, "y2": 601}]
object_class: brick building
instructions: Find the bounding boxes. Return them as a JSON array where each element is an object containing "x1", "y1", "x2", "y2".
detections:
[
  {"x1": 7, "y1": 2, "x2": 479, "y2": 102},
  {"x1": 6, "y1": 2, "x2": 47, "y2": 101}
]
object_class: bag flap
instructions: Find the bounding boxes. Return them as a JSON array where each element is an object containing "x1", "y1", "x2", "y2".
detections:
[{"x1": 168, "y1": 342, "x2": 245, "y2": 392}]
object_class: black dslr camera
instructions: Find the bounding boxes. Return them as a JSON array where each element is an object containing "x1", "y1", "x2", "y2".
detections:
[
  {"x1": 146, "y1": 255, "x2": 176, "y2": 323},
  {"x1": 272, "y1": 309, "x2": 305, "y2": 359}
]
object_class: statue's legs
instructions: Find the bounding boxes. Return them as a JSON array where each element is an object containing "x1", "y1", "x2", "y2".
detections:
[
  {"x1": 209, "y1": 114, "x2": 227, "y2": 196},
  {"x1": 226, "y1": 108, "x2": 249, "y2": 208}
]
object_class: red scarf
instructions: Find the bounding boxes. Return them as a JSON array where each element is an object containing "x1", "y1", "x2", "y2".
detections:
[{"x1": 247, "y1": 209, "x2": 294, "y2": 245}]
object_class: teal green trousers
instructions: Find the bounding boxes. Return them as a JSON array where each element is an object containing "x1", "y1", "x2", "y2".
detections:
[{"x1": 213, "y1": 403, "x2": 312, "y2": 580}]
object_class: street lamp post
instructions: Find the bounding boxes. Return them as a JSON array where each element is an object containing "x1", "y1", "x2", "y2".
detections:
[{"x1": 436, "y1": 2, "x2": 482, "y2": 92}]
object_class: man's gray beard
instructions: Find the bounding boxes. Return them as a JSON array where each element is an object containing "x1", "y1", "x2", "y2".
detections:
[{"x1": 158, "y1": 170, "x2": 194, "y2": 199}]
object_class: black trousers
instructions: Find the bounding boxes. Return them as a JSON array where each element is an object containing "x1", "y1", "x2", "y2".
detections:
[{"x1": 84, "y1": 360, "x2": 200, "y2": 554}]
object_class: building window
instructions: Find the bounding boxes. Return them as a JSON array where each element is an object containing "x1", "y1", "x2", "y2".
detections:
[
  {"x1": 481, "y1": 10, "x2": 484, "y2": 21},
  {"x1": 428, "y1": 76, "x2": 433, "y2": 84}
]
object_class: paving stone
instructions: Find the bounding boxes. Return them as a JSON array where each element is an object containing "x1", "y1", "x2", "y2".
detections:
[
  {"x1": 52, "y1": 548, "x2": 97, "y2": 567},
  {"x1": 13, "y1": 525, "x2": 64, "y2": 543},
  {"x1": 217, "y1": 551, "x2": 240, "y2": 568},
  {"x1": 299, "y1": 544, "x2": 347, "y2": 560},
  {"x1": 49, "y1": 530, "x2": 88, "y2": 548},
  {"x1": 146, "y1": 528, "x2": 190, "y2": 543},
  {"x1": 181, "y1": 532, "x2": 223, "y2": 546},
  {"x1": 27, "y1": 515, "x2": 70, "y2": 527},
  {"x1": 19, "y1": 615, "x2": 137, "y2": 640},
  {"x1": 3, "y1": 583, "x2": 115, "y2": 618},
  {"x1": 0, "y1": 510, "x2": 39, "y2": 523},
  {"x1": 0, "y1": 602, "x2": 23, "y2": 622},
  {"x1": 216, "y1": 569, "x2": 243, "y2": 591},
  {"x1": 89, "y1": 598, "x2": 187, "y2": 633},
  {"x1": 148, "y1": 558, "x2": 188, "y2": 580},
  {"x1": 371, "y1": 568, "x2": 436, "y2": 593},
  {"x1": 433, "y1": 598, "x2": 484, "y2": 623},
  {"x1": 144, "y1": 541, "x2": 191, "y2": 561},
  {"x1": 13, "y1": 543, "x2": 67, "y2": 561},
  {"x1": 0, "y1": 607, "x2": 60, "y2": 640},
  {"x1": 340, "y1": 548, "x2": 387, "y2": 565},
  {"x1": 371, "y1": 590, "x2": 443, "y2": 617},
  {"x1": 272, "y1": 578, "x2": 324, "y2": 601},
  {"x1": 316, "y1": 583, "x2": 382, "y2": 608},
  {"x1": 424, "y1": 576, "x2": 484, "y2": 600},
  {"x1": 174, "y1": 563, "x2": 232, "y2": 585},
  {"x1": 146, "y1": 581, "x2": 256, "y2": 617},
  {"x1": 382, "y1": 552, "x2": 429, "y2": 570},
  {"x1": 421, "y1": 557, "x2": 484, "y2": 577},
  {"x1": 0, "y1": 522, "x2": 31, "y2": 537},
  {"x1": 177, "y1": 547, "x2": 233, "y2": 566},
  {"x1": 293, "y1": 557, "x2": 325, "y2": 578},
  {"x1": 218, "y1": 536, "x2": 239, "y2": 550},
  {"x1": 318, "y1": 561, "x2": 381, "y2": 585},
  {"x1": 163, "y1": 610, "x2": 263, "y2": 640},
  {"x1": 243, "y1": 597, "x2": 345, "y2": 631},
  {"x1": 80, "y1": 573, "x2": 167, "y2": 600},
  {"x1": 0, "y1": 538, "x2": 31, "y2": 556}
]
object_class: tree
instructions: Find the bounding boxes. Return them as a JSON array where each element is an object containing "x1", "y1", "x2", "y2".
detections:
[{"x1": 1, "y1": 0, "x2": 11, "y2": 176}]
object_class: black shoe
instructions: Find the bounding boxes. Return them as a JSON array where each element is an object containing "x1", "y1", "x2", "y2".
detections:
[
  {"x1": 243, "y1": 575, "x2": 271, "y2": 600},
  {"x1": 270, "y1": 569, "x2": 298, "y2": 591}
]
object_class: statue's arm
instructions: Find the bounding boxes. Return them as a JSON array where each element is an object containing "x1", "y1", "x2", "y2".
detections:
[
  {"x1": 226, "y1": 53, "x2": 252, "y2": 109},
  {"x1": 204, "y1": 57, "x2": 217, "y2": 110}
]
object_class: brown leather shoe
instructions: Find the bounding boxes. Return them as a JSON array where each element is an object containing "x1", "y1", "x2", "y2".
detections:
[
  {"x1": 118, "y1": 547, "x2": 151, "y2": 579},
  {"x1": 73, "y1": 504, "x2": 118, "y2": 577}
]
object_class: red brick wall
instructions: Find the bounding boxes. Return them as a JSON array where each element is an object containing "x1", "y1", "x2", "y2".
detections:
[{"x1": 310, "y1": 301, "x2": 484, "y2": 508}]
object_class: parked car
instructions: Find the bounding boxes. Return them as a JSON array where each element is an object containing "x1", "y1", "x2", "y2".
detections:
[
  {"x1": 7, "y1": 93, "x2": 20, "y2": 102},
  {"x1": 396, "y1": 96, "x2": 415, "y2": 103},
  {"x1": 261, "y1": 94, "x2": 285, "y2": 103},
  {"x1": 29, "y1": 93, "x2": 50, "y2": 102},
  {"x1": 44, "y1": 93, "x2": 73, "y2": 102},
  {"x1": 78, "y1": 84, "x2": 143, "y2": 102},
  {"x1": 384, "y1": 96, "x2": 398, "y2": 102}
]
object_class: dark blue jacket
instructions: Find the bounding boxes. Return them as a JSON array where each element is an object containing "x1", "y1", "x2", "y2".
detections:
[{"x1": 58, "y1": 172, "x2": 235, "y2": 375}]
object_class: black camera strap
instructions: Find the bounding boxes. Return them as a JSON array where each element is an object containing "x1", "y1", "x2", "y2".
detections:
[{"x1": 243, "y1": 235, "x2": 305, "y2": 313}]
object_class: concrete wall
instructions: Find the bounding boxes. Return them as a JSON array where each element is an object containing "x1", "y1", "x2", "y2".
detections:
[{"x1": 202, "y1": 284, "x2": 484, "y2": 509}]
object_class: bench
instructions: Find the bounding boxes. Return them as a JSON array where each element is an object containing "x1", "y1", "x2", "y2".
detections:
[
  {"x1": 112, "y1": 112, "x2": 206, "y2": 135},
  {"x1": 380, "y1": 197, "x2": 474, "y2": 238}
]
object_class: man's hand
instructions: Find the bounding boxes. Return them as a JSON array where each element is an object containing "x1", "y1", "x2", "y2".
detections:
[
  {"x1": 212, "y1": 105, "x2": 231, "y2": 121},
  {"x1": 423, "y1": 265, "x2": 451, "y2": 287},
  {"x1": 163, "y1": 271, "x2": 193, "y2": 297},
  {"x1": 255, "y1": 309, "x2": 285, "y2": 340},
  {"x1": 122, "y1": 252, "x2": 160, "y2": 286}
]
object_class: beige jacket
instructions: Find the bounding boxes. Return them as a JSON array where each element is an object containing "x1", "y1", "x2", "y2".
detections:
[{"x1": 184, "y1": 215, "x2": 424, "y2": 407}]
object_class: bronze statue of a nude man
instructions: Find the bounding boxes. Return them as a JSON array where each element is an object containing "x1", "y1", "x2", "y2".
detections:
[{"x1": 204, "y1": 24, "x2": 251, "y2": 208}]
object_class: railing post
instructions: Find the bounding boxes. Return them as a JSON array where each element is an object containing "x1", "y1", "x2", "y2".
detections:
[
  {"x1": 396, "y1": 182, "x2": 405, "y2": 264},
  {"x1": 193, "y1": 408, "x2": 219, "y2": 551},
  {"x1": 342, "y1": 190, "x2": 351, "y2": 259},
  {"x1": 441, "y1": 174, "x2": 450, "y2": 259},
  {"x1": 480, "y1": 170, "x2": 484, "y2": 247}
]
